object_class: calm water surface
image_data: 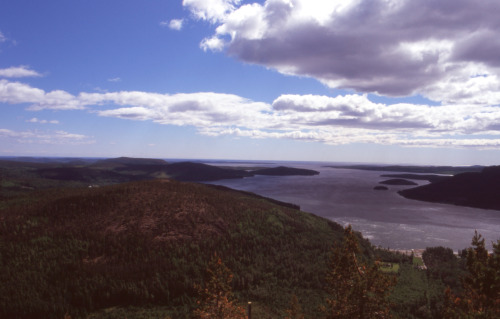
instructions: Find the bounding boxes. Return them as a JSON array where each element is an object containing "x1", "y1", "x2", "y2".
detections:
[{"x1": 206, "y1": 163, "x2": 500, "y2": 251}]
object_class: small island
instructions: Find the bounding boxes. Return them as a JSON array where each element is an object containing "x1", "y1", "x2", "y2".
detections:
[
  {"x1": 381, "y1": 174, "x2": 450, "y2": 183},
  {"x1": 374, "y1": 186, "x2": 389, "y2": 191},
  {"x1": 379, "y1": 179, "x2": 418, "y2": 186}
]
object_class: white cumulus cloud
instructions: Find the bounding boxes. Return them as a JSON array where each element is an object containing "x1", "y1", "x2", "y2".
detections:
[
  {"x1": 167, "y1": 19, "x2": 184, "y2": 30},
  {"x1": 0, "y1": 66, "x2": 42, "y2": 78},
  {"x1": 183, "y1": 0, "x2": 241, "y2": 23},
  {"x1": 4, "y1": 78, "x2": 500, "y2": 149},
  {"x1": 185, "y1": 0, "x2": 500, "y2": 105},
  {"x1": 0, "y1": 79, "x2": 83, "y2": 110},
  {"x1": 86, "y1": 90, "x2": 500, "y2": 149}
]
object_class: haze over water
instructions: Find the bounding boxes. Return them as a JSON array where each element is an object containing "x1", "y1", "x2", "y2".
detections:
[{"x1": 207, "y1": 163, "x2": 500, "y2": 251}]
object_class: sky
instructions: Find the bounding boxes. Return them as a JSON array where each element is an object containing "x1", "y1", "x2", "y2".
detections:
[{"x1": 1, "y1": 0, "x2": 500, "y2": 165}]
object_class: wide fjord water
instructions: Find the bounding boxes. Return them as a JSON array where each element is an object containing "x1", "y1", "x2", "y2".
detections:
[{"x1": 206, "y1": 163, "x2": 500, "y2": 251}]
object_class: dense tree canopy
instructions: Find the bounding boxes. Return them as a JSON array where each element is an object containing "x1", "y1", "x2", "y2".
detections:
[
  {"x1": 323, "y1": 225, "x2": 395, "y2": 319},
  {"x1": 443, "y1": 231, "x2": 500, "y2": 318},
  {"x1": 193, "y1": 254, "x2": 246, "y2": 319}
]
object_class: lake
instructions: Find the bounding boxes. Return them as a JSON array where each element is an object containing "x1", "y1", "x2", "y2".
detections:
[{"x1": 205, "y1": 162, "x2": 500, "y2": 251}]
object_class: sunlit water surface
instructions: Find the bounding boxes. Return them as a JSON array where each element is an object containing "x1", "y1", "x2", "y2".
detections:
[{"x1": 205, "y1": 163, "x2": 500, "y2": 251}]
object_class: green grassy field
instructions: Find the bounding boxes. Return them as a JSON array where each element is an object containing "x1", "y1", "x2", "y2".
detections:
[
  {"x1": 413, "y1": 256, "x2": 424, "y2": 266},
  {"x1": 379, "y1": 262, "x2": 400, "y2": 273}
]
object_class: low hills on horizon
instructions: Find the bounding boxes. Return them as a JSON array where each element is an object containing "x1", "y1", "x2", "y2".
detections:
[
  {"x1": 329, "y1": 163, "x2": 484, "y2": 175},
  {"x1": 0, "y1": 156, "x2": 318, "y2": 199},
  {"x1": 3, "y1": 156, "x2": 500, "y2": 211}
]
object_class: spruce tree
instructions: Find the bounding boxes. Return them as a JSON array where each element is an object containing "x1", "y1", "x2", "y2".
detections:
[
  {"x1": 442, "y1": 231, "x2": 500, "y2": 318},
  {"x1": 193, "y1": 254, "x2": 246, "y2": 319},
  {"x1": 323, "y1": 225, "x2": 395, "y2": 318},
  {"x1": 285, "y1": 294, "x2": 305, "y2": 319}
]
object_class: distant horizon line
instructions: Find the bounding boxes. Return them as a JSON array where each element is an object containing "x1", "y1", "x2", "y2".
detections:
[{"x1": 0, "y1": 155, "x2": 489, "y2": 168}]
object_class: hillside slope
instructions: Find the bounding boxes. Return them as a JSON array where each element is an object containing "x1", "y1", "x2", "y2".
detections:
[{"x1": 0, "y1": 179, "x2": 372, "y2": 319}]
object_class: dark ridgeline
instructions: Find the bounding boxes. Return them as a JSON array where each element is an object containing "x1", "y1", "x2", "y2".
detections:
[
  {"x1": 399, "y1": 166, "x2": 500, "y2": 211},
  {"x1": 251, "y1": 166, "x2": 319, "y2": 176},
  {"x1": 161, "y1": 161, "x2": 253, "y2": 181},
  {"x1": 329, "y1": 164, "x2": 484, "y2": 175},
  {"x1": 0, "y1": 157, "x2": 320, "y2": 198}
]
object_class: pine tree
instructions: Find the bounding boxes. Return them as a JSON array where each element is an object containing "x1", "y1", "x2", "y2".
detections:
[
  {"x1": 323, "y1": 225, "x2": 395, "y2": 319},
  {"x1": 442, "y1": 231, "x2": 500, "y2": 318},
  {"x1": 193, "y1": 254, "x2": 246, "y2": 319},
  {"x1": 285, "y1": 294, "x2": 305, "y2": 319}
]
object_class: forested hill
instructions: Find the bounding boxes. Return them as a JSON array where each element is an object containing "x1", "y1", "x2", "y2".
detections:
[
  {"x1": 91, "y1": 156, "x2": 169, "y2": 167},
  {"x1": 0, "y1": 179, "x2": 373, "y2": 318},
  {"x1": 399, "y1": 166, "x2": 500, "y2": 211},
  {"x1": 0, "y1": 157, "x2": 319, "y2": 199}
]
